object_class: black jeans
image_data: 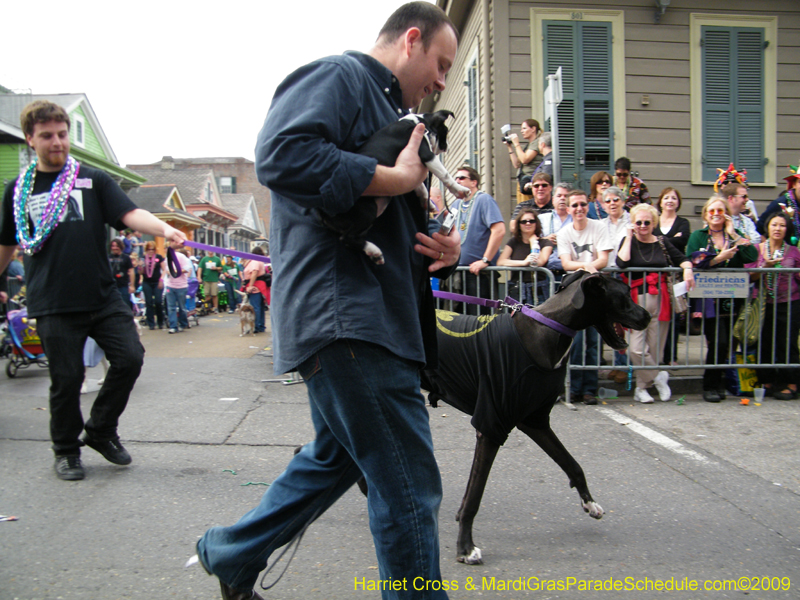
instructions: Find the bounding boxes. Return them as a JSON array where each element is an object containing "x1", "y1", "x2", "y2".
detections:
[
  {"x1": 141, "y1": 281, "x2": 165, "y2": 328},
  {"x1": 758, "y1": 299, "x2": 800, "y2": 388},
  {"x1": 37, "y1": 297, "x2": 145, "y2": 456},
  {"x1": 464, "y1": 271, "x2": 497, "y2": 315}
]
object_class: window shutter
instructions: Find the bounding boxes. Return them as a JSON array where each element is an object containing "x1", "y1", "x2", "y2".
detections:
[
  {"x1": 544, "y1": 22, "x2": 576, "y2": 182},
  {"x1": 467, "y1": 57, "x2": 479, "y2": 169},
  {"x1": 580, "y1": 24, "x2": 612, "y2": 172},
  {"x1": 701, "y1": 26, "x2": 764, "y2": 182},
  {"x1": 734, "y1": 30, "x2": 765, "y2": 181}
]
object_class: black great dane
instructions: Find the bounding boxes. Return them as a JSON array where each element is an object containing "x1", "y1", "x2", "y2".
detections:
[{"x1": 420, "y1": 271, "x2": 651, "y2": 564}]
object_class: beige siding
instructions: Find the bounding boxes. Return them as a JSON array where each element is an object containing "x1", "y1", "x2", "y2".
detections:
[
  {"x1": 437, "y1": 0, "x2": 800, "y2": 230},
  {"x1": 436, "y1": 3, "x2": 486, "y2": 212}
]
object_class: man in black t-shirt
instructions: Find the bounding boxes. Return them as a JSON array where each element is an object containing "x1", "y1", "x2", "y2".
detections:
[{"x1": 0, "y1": 100, "x2": 186, "y2": 481}]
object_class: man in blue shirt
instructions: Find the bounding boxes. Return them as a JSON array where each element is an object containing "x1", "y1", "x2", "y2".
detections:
[
  {"x1": 194, "y1": 4, "x2": 461, "y2": 599},
  {"x1": 453, "y1": 166, "x2": 505, "y2": 314}
]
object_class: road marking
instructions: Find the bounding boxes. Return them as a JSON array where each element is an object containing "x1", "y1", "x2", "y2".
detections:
[{"x1": 596, "y1": 407, "x2": 713, "y2": 465}]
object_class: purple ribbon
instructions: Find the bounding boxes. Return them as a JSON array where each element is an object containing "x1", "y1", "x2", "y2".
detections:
[
  {"x1": 166, "y1": 241, "x2": 270, "y2": 278},
  {"x1": 183, "y1": 240, "x2": 270, "y2": 264}
]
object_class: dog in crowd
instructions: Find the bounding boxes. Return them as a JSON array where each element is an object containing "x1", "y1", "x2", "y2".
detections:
[
  {"x1": 234, "y1": 290, "x2": 256, "y2": 337},
  {"x1": 318, "y1": 110, "x2": 469, "y2": 265},
  {"x1": 418, "y1": 272, "x2": 651, "y2": 564}
]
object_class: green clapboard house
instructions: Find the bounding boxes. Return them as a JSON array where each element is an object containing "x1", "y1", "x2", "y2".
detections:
[{"x1": 0, "y1": 89, "x2": 145, "y2": 192}]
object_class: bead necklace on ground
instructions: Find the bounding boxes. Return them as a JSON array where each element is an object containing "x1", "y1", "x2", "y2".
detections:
[{"x1": 12, "y1": 156, "x2": 80, "y2": 254}]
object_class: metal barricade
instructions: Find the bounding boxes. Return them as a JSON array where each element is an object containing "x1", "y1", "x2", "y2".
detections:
[{"x1": 433, "y1": 265, "x2": 800, "y2": 397}]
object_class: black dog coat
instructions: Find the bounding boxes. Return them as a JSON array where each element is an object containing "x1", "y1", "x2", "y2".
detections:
[{"x1": 421, "y1": 310, "x2": 566, "y2": 447}]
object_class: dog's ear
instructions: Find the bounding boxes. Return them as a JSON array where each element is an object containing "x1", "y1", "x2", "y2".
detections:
[{"x1": 571, "y1": 273, "x2": 602, "y2": 309}]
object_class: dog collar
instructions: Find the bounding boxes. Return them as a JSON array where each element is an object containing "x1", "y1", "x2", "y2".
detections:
[{"x1": 504, "y1": 297, "x2": 577, "y2": 338}]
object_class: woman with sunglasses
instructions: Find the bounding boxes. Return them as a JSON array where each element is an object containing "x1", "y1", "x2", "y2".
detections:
[
  {"x1": 588, "y1": 171, "x2": 613, "y2": 219},
  {"x1": 657, "y1": 188, "x2": 691, "y2": 364},
  {"x1": 744, "y1": 212, "x2": 800, "y2": 400},
  {"x1": 686, "y1": 196, "x2": 758, "y2": 402},
  {"x1": 506, "y1": 119, "x2": 542, "y2": 203},
  {"x1": 498, "y1": 209, "x2": 553, "y2": 305},
  {"x1": 617, "y1": 204, "x2": 695, "y2": 403}
]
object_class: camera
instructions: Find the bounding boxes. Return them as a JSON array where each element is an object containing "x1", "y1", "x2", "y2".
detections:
[
  {"x1": 501, "y1": 124, "x2": 512, "y2": 144},
  {"x1": 436, "y1": 210, "x2": 455, "y2": 236}
]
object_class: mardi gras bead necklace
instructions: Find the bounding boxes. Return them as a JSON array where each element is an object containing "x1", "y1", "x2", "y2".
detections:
[
  {"x1": 144, "y1": 254, "x2": 158, "y2": 278},
  {"x1": 12, "y1": 156, "x2": 80, "y2": 254},
  {"x1": 765, "y1": 239, "x2": 785, "y2": 299}
]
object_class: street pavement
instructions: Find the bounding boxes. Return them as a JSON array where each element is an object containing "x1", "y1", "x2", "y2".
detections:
[{"x1": 1, "y1": 312, "x2": 799, "y2": 599}]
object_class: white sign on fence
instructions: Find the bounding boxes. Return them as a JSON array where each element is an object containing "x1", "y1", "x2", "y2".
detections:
[{"x1": 688, "y1": 272, "x2": 750, "y2": 299}]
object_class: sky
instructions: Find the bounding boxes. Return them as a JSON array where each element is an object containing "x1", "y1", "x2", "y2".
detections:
[{"x1": 2, "y1": 0, "x2": 425, "y2": 167}]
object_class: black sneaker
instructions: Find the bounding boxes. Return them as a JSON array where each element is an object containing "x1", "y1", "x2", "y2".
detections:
[
  {"x1": 82, "y1": 436, "x2": 132, "y2": 465},
  {"x1": 703, "y1": 390, "x2": 721, "y2": 403},
  {"x1": 55, "y1": 455, "x2": 85, "y2": 480}
]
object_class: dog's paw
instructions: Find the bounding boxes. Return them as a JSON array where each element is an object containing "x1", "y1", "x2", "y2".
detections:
[
  {"x1": 457, "y1": 547, "x2": 483, "y2": 565},
  {"x1": 582, "y1": 500, "x2": 604, "y2": 519},
  {"x1": 363, "y1": 241, "x2": 385, "y2": 265}
]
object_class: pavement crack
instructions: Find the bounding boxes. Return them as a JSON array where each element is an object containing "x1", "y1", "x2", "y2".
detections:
[{"x1": 222, "y1": 394, "x2": 267, "y2": 444}]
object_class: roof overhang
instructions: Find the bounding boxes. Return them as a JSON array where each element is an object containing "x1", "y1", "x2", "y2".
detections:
[
  {"x1": 186, "y1": 203, "x2": 239, "y2": 227},
  {"x1": 151, "y1": 212, "x2": 205, "y2": 230},
  {"x1": 71, "y1": 147, "x2": 146, "y2": 188}
]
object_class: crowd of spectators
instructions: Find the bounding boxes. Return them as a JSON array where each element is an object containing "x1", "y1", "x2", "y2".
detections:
[{"x1": 430, "y1": 124, "x2": 800, "y2": 403}]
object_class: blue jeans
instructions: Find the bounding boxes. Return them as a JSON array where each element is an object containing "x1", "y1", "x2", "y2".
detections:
[
  {"x1": 223, "y1": 279, "x2": 239, "y2": 311},
  {"x1": 142, "y1": 281, "x2": 165, "y2": 328},
  {"x1": 197, "y1": 340, "x2": 446, "y2": 598},
  {"x1": 165, "y1": 287, "x2": 189, "y2": 329},
  {"x1": 36, "y1": 296, "x2": 144, "y2": 455},
  {"x1": 570, "y1": 326, "x2": 599, "y2": 396},
  {"x1": 249, "y1": 292, "x2": 265, "y2": 333}
]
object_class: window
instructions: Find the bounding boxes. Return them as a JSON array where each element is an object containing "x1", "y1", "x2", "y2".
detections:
[
  {"x1": 73, "y1": 115, "x2": 86, "y2": 148},
  {"x1": 690, "y1": 14, "x2": 777, "y2": 185},
  {"x1": 531, "y1": 9, "x2": 626, "y2": 191},
  {"x1": 465, "y1": 52, "x2": 479, "y2": 169},
  {"x1": 219, "y1": 176, "x2": 236, "y2": 194},
  {"x1": 543, "y1": 20, "x2": 613, "y2": 188}
]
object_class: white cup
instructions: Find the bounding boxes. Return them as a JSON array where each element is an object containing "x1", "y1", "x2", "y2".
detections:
[{"x1": 753, "y1": 387, "x2": 766, "y2": 403}]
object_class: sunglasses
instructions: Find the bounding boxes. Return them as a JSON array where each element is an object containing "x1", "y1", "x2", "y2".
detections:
[
  {"x1": 518, "y1": 219, "x2": 537, "y2": 225},
  {"x1": 615, "y1": 172, "x2": 629, "y2": 177},
  {"x1": 454, "y1": 176, "x2": 470, "y2": 181},
  {"x1": 735, "y1": 194, "x2": 749, "y2": 199},
  {"x1": 532, "y1": 183, "x2": 550, "y2": 189},
  {"x1": 635, "y1": 220, "x2": 652, "y2": 226},
  {"x1": 599, "y1": 180, "x2": 612, "y2": 185},
  {"x1": 707, "y1": 208, "x2": 726, "y2": 215},
  {"x1": 570, "y1": 202, "x2": 589, "y2": 208},
  {"x1": 604, "y1": 197, "x2": 621, "y2": 203}
]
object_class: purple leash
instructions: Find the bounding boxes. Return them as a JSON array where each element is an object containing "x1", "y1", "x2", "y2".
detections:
[
  {"x1": 431, "y1": 290, "x2": 575, "y2": 337},
  {"x1": 503, "y1": 296, "x2": 576, "y2": 338}
]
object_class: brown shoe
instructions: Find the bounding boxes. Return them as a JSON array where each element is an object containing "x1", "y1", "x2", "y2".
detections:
[{"x1": 220, "y1": 581, "x2": 264, "y2": 600}]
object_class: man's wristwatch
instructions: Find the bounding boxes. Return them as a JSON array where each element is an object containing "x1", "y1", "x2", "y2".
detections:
[{"x1": 481, "y1": 257, "x2": 490, "y2": 264}]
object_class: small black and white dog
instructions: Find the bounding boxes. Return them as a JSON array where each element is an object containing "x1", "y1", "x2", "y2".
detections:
[{"x1": 318, "y1": 110, "x2": 469, "y2": 265}]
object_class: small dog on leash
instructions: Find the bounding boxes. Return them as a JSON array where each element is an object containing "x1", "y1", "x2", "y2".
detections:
[
  {"x1": 235, "y1": 290, "x2": 256, "y2": 337},
  {"x1": 318, "y1": 110, "x2": 469, "y2": 265}
]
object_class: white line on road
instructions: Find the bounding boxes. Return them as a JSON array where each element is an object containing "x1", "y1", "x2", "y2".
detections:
[{"x1": 596, "y1": 407, "x2": 714, "y2": 465}]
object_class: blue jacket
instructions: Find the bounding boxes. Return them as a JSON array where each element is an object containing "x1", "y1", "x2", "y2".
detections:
[{"x1": 256, "y1": 51, "x2": 454, "y2": 374}]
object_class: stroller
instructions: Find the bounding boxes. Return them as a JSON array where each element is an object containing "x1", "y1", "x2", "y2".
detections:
[
  {"x1": 185, "y1": 278, "x2": 201, "y2": 327},
  {"x1": 1, "y1": 308, "x2": 48, "y2": 378}
]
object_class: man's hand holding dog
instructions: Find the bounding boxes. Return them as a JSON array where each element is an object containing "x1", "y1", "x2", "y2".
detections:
[
  {"x1": 363, "y1": 123, "x2": 429, "y2": 198},
  {"x1": 415, "y1": 228, "x2": 460, "y2": 272}
]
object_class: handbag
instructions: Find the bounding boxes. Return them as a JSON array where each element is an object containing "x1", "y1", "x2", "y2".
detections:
[
  {"x1": 733, "y1": 292, "x2": 765, "y2": 346},
  {"x1": 657, "y1": 237, "x2": 688, "y2": 314}
]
